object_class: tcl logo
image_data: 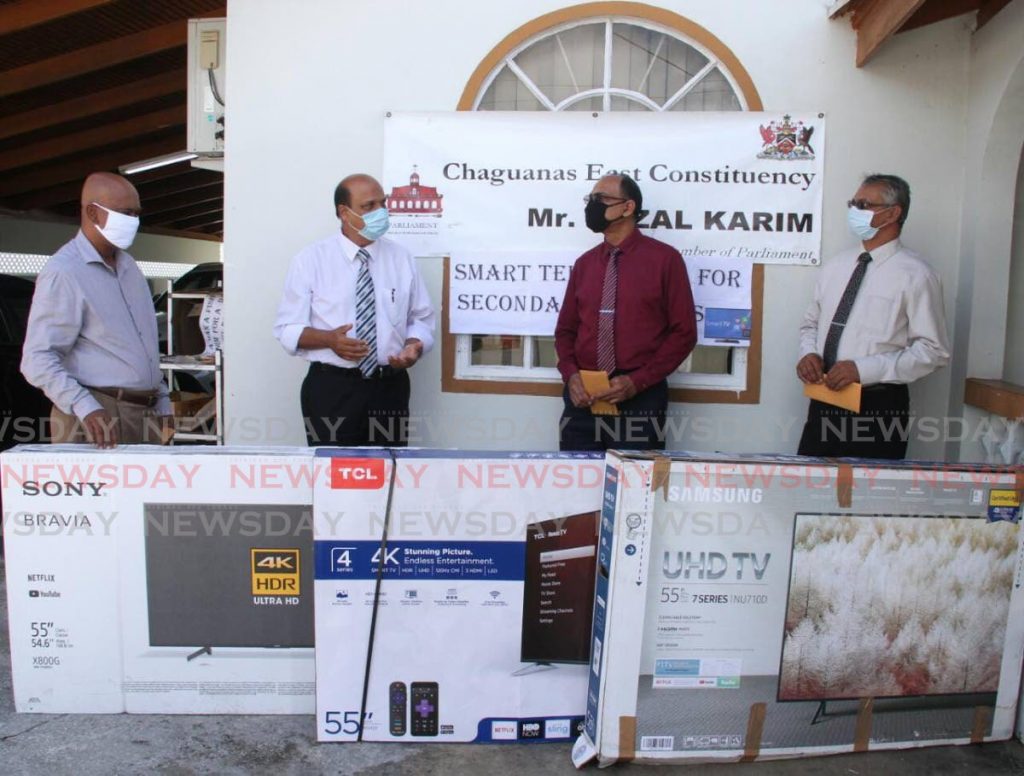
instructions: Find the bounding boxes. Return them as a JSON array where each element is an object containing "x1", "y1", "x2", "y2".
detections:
[{"x1": 331, "y1": 458, "x2": 386, "y2": 489}]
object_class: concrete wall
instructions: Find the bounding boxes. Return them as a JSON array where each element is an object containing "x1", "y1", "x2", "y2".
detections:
[
  {"x1": 225, "y1": 0, "x2": 1014, "y2": 455},
  {"x1": 0, "y1": 213, "x2": 221, "y2": 267},
  {"x1": 1003, "y1": 147, "x2": 1024, "y2": 386}
]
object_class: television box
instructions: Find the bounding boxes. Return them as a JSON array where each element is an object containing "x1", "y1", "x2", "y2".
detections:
[
  {"x1": 574, "y1": 452, "x2": 1024, "y2": 766},
  {"x1": 314, "y1": 449, "x2": 604, "y2": 743},
  {"x1": 2, "y1": 445, "x2": 318, "y2": 713}
]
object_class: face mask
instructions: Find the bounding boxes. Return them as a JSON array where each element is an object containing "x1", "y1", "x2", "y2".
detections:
[
  {"x1": 350, "y1": 207, "x2": 390, "y2": 241},
  {"x1": 92, "y1": 202, "x2": 140, "y2": 249},
  {"x1": 585, "y1": 198, "x2": 626, "y2": 233},
  {"x1": 847, "y1": 204, "x2": 881, "y2": 241}
]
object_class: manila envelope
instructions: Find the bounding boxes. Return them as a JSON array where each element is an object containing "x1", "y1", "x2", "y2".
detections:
[
  {"x1": 579, "y1": 370, "x2": 619, "y2": 416},
  {"x1": 804, "y1": 381, "x2": 862, "y2": 413}
]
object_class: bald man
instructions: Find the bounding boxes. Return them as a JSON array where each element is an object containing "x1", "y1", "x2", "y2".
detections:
[
  {"x1": 21, "y1": 172, "x2": 172, "y2": 447},
  {"x1": 273, "y1": 174, "x2": 435, "y2": 446}
]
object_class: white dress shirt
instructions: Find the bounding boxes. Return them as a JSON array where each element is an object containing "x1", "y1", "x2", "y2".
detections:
[
  {"x1": 21, "y1": 230, "x2": 170, "y2": 418},
  {"x1": 799, "y1": 238, "x2": 950, "y2": 385},
  {"x1": 273, "y1": 231, "x2": 435, "y2": 367}
]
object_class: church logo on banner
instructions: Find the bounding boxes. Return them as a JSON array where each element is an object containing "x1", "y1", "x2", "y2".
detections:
[
  {"x1": 387, "y1": 165, "x2": 444, "y2": 243},
  {"x1": 757, "y1": 115, "x2": 815, "y2": 160}
]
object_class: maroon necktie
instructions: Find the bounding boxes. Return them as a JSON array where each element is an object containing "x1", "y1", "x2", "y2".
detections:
[{"x1": 597, "y1": 247, "x2": 621, "y2": 374}]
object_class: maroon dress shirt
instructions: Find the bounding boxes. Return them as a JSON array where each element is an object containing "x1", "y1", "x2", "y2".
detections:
[{"x1": 555, "y1": 229, "x2": 697, "y2": 393}]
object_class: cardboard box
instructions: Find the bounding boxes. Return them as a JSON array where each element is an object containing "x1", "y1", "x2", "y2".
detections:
[
  {"x1": 575, "y1": 452, "x2": 1024, "y2": 766},
  {"x1": 2, "y1": 445, "x2": 318, "y2": 713},
  {"x1": 314, "y1": 449, "x2": 605, "y2": 742}
]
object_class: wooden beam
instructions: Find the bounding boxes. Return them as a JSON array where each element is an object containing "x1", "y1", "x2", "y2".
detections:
[
  {"x1": 853, "y1": 0, "x2": 929, "y2": 66},
  {"x1": 138, "y1": 175, "x2": 222, "y2": 202},
  {"x1": 143, "y1": 184, "x2": 223, "y2": 216},
  {"x1": 0, "y1": 0, "x2": 114, "y2": 34},
  {"x1": 0, "y1": 71, "x2": 185, "y2": 142},
  {"x1": 168, "y1": 211, "x2": 224, "y2": 230},
  {"x1": 144, "y1": 199, "x2": 223, "y2": 225},
  {"x1": 0, "y1": 106, "x2": 185, "y2": 173},
  {"x1": 0, "y1": 135, "x2": 183, "y2": 198},
  {"x1": 964, "y1": 378, "x2": 1024, "y2": 420},
  {"x1": 6, "y1": 180, "x2": 83, "y2": 211},
  {"x1": 900, "y1": 0, "x2": 981, "y2": 32},
  {"x1": 977, "y1": 0, "x2": 1014, "y2": 28},
  {"x1": 828, "y1": 0, "x2": 863, "y2": 18},
  {"x1": 0, "y1": 8, "x2": 224, "y2": 98}
]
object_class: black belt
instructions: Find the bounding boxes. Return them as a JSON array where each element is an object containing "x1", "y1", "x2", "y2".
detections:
[
  {"x1": 862, "y1": 383, "x2": 908, "y2": 394},
  {"x1": 86, "y1": 386, "x2": 159, "y2": 407},
  {"x1": 310, "y1": 362, "x2": 402, "y2": 380}
]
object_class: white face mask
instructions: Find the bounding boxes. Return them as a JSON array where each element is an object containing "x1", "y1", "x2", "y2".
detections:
[
  {"x1": 847, "y1": 205, "x2": 880, "y2": 242},
  {"x1": 92, "y1": 202, "x2": 140, "y2": 249}
]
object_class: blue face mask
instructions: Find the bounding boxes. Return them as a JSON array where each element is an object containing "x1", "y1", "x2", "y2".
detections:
[
  {"x1": 847, "y1": 205, "x2": 880, "y2": 241},
  {"x1": 352, "y1": 207, "x2": 390, "y2": 242}
]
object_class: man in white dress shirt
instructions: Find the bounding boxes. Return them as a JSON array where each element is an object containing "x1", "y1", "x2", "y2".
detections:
[
  {"x1": 22, "y1": 172, "x2": 171, "y2": 448},
  {"x1": 273, "y1": 174, "x2": 435, "y2": 446},
  {"x1": 796, "y1": 174, "x2": 950, "y2": 459}
]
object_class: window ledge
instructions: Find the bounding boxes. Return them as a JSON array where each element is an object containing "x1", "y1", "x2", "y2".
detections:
[{"x1": 964, "y1": 378, "x2": 1024, "y2": 421}]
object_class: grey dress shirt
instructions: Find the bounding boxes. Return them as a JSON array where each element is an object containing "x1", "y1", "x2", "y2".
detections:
[{"x1": 21, "y1": 231, "x2": 170, "y2": 419}]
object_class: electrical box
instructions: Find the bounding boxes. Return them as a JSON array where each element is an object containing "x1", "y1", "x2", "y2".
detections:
[{"x1": 187, "y1": 18, "x2": 226, "y2": 158}]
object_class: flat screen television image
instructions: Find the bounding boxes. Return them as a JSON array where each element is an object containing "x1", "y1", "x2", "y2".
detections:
[
  {"x1": 520, "y1": 511, "x2": 600, "y2": 666},
  {"x1": 703, "y1": 307, "x2": 752, "y2": 343},
  {"x1": 145, "y1": 503, "x2": 314, "y2": 650},
  {"x1": 778, "y1": 513, "x2": 1018, "y2": 702}
]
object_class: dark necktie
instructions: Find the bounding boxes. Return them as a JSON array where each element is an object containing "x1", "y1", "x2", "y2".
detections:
[
  {"x1": 596, "y1": 247, "x2": 622, "y2": 374},
  {"x1": 354, "y1": 248, "x2": 377, "y2": 377},
  {"x1": 822, "y1": 251, "x2": 872, "y2": 371}
]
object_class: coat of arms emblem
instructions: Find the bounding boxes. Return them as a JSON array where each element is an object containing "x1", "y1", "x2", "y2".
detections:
[{"x1": 758, "y1": 115, "x2": 815, "y2": 160}]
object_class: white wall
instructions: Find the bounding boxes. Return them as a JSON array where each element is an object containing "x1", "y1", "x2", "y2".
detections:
[
  {"x1": 1003, "y1": 147, "x2": 1024, "y2": 386},
  {"x1": 951, "y1": 0, "x2": 1024, "y2": 461},
  {"x1": 226, "y1": 1, "x2": 986, "y2": 454},
  {"x1": 0, "y1": 213, "x2": 221, "y2": 266}
]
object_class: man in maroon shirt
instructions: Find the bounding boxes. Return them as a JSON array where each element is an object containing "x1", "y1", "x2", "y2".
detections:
[{"x1": 555, "y1": 174, "x2": 697, "y2": 451}]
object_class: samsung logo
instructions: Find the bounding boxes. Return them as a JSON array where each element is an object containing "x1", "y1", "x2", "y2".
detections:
[
  {"x1": 667, "y1": 487, "x2": 763, "y2": 504},
  {"x1": 22, "y1": 481, "x2": 105, "y2": 497}
]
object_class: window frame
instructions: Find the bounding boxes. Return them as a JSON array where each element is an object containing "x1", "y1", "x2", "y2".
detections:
[{"x1": 444, "y1": 2, "x2": 764, "y2": 404}]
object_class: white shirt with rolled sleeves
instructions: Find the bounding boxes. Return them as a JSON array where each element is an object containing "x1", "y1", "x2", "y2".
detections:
[
  {"x1": 273, "y1": 232, "x2": 435, "y2": 366},
  {"x1": 20, "y1": 230, "x2": 170, "y2": 419},
  {"x1": 799, "y1": 238, "x2": 950, "y2": 385}
]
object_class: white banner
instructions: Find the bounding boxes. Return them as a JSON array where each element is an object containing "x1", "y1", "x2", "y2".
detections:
[
  {"x1": 449, "y1": 252, "x2": 751, "y2": 346},
  {"x1": 383, "y1": 112, "x2": 824, "y2": 265}
]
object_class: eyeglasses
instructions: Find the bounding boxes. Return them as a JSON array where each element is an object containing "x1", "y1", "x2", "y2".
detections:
[
  {"x1": 584, "y1": 193, "x2": 627, "y2": 206},
  {"x1": 847, "y1": 199, "x2": 892, "y2": 211}
]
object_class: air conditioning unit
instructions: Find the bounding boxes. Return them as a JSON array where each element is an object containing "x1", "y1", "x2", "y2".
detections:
[{"x1": 187, "y1": 18, "x2": 226, "y2": 170}]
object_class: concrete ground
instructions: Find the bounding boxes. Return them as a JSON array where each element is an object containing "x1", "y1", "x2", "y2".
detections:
[{"x1": 1, "y1": 558, "x2": 1023, "y2": 775}]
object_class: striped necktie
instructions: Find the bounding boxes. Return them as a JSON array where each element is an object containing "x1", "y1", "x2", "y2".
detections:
[
  {"x1": 355, "y1": 248, "x2": 378, "y2": 377},
  {"x1": 596, "y1": 247, "x2": 622, "y2": 374},
  {"x1": 822, "y1": 251, "x2": 872, "y2": 371}
]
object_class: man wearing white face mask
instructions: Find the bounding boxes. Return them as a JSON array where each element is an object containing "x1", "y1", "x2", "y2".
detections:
[
  {"x1": 21, "y1": 172, "x2": 172, "y2": 448},
  {"x1": 795, "y1": 174, "x2": 950, "y2": 459},
  {"x1": 273, "y1": 173, "x2": 435, "y2": 446}
]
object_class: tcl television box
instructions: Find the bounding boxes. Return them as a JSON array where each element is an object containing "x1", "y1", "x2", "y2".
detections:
[
  {"x1": 575, "y1": 452, "x2": 1024, "y2": 766},
  {"x1": 2, "y1": 445, "x2": 318, "y2": 713},
  {"x1": 314, "y1": 450, "x2": 604, "y2": 743}
]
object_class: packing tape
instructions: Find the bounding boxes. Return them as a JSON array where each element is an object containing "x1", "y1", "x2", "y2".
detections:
[
  {"x1": 853, "y1": 698, "x2": 873, "y2": 751},
  {"x1": 618, "y1": 716, "x2": 637, "y2": 762},
  {"x1": 971, "y1": 705, "x2": 991, "y2": 743},
  {"x1": 836, "y1": 462, "x2": 853, "y2": 508},
  {"x1": 651, "y1": 455, "x2": 671, "y2": 500},
  {"x1": 740, "y1": 702, "x2": 766, "y2": 762}
]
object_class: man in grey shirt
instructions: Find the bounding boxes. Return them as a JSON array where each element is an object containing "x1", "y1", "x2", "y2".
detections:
[{"x1": 21, "y1": 172, "x2": 171, "y2": 447}]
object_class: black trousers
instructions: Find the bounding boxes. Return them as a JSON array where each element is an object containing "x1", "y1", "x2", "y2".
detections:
[
  {"x1": 797, "y1": 383, "x2": 910, "y2": 460},
  {"x1": 300, "y1": 362, "x2": 410, "y2": 447},
  {"x1": 559, "y1": 379, "x2": 668, "y2": 452}
]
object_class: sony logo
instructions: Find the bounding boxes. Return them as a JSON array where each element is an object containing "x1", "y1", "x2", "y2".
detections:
[{"x1": 21, "y1": 481, "x2": 105, "y2": 497}]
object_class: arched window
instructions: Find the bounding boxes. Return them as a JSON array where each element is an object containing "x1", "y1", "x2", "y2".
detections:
[{"x1": 446, "y1": 4, "x2": 763, "y2": 403}]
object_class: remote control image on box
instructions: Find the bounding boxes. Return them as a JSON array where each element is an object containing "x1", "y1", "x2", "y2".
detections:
[
  {"x1": 389, "y1": 681, "x2": 407, "y2": 736},
  {"x1": 410, "y1": 681, "x2": 439, "y2": 737}
]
